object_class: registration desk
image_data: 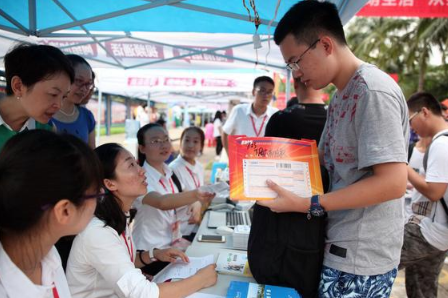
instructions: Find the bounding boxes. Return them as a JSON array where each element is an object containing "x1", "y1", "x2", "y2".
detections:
[{"x1": 155, "y1": 211, "x2": 255, "y2": 296}]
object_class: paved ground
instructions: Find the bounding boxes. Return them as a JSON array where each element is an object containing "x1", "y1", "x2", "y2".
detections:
[{"x1": 98, "y1": 130, "x2": 448, "y2": 298}]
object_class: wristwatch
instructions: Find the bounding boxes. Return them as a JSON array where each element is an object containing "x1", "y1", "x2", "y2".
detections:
[
  {"x1": 149, "y1": 248, "x2": 158, "y2": 262},
  {"x1": 307, "y1": 195, "x2": 326, "y2": 219}
]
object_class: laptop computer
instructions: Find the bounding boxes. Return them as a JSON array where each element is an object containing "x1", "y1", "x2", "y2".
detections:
[{"x1": 207, "y1": 210, "x2": 251, "y2": 228}]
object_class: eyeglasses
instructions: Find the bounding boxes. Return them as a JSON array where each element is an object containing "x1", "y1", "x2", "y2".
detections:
[
  {"x1": 409, "y1": 111, "x2": 421, "y2": 125},
  {"x1": 40, "y1": 190, "x2": 106, "y2": 210},
  {"x1": 255, "y1": 88, "x2": 274, "y2": 96},
  {"x1": 80, "y1": 191, "x2": 107, "y2": 203},
  {"x1": 74, "y1": 78, "x2": 94, "y2": 90},
  {"x1": 148, "y1": 137, "x2": 171, "y2": 146},
  {"x1": 286, "y1": 39, "x2": 320, "y2": 71}
]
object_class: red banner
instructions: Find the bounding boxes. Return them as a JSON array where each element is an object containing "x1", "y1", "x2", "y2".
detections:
[{"x1": 357, "y1": 0, "x2": 448, "y2": 18}]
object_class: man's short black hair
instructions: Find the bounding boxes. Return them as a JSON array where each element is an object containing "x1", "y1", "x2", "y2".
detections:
[
  {"x1": 253, "y1": 76, "x2": 275, "y2": 89},
  {"x1": 407, "y1": 92, "x2": 443, "y2": 117},
  {"x1": 4, "y1": 43, "x2": 74, "y2": 95},
  {"x1": 274, "y1": 0, "x2": 347, "y2": 46}
]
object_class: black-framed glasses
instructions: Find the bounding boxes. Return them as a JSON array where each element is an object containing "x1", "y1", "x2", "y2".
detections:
[
  {"x1": 74, "y1": 78, "x2": 94, "y2": 90},
  {"x1": 286, "y1": 39, "x2": 320, "y2": 71},
  {"x1": 41, "y1": 190, "x2": 107, "y2": 210},
  {"x1": 80, "y1": 192, "x2": 107, "y2": 203}
]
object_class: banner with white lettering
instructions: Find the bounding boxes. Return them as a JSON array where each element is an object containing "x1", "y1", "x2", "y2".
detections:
[{"x1": 357, "y1": 0, "x2": 448, "y2": 17}]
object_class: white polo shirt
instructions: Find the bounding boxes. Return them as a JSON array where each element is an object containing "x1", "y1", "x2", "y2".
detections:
[
  {"x1": 170, "y1": 155, "x2": 205, "y2": 235},
  {"x1": 222, "y1": 103, "x2": 278, "y2": 137},
  {"x1": 66, "y1": 217, "x2": 159, "y2": 298},
  {"x1": 132, "y1": 162, "x2": 180, "y2": 251},
  {"x1": 0, "y1": 242, "x2": 71, "y2": 298}
]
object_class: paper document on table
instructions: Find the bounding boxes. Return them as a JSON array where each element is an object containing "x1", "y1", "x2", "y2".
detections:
[
  {"x1": 186, "y1": 293, "x2": 224, "y2": 298},
  {"x1": 152, "y1": 255, "x2": 214, "y2": 283},
  {"x1": 200, "y1": 182, "x2": 229, "y2": 195},
  {"x1": 229, "y1": 136, "x2": 323, "y2": 200},
  {"x1": 243, "y1": 159, "x2": 311, "y2": 198}
]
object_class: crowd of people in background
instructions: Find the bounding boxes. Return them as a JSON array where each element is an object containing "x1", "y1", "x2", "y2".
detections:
[{"x1": 1, "y1": 1, "x2": 448, "y2": 298}]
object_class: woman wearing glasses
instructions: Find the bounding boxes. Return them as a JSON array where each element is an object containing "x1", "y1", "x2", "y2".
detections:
[
  {"x1": 51, "y1": 54, "x2": 96, "y2": 149},
  {"x1": 66, "y1": 143, "x2": 217, "y2": 298},
  {"x1": 0, "y1": 130, "x2": 103, "y2": 297},
  {"x1": 133, "y1": 123, "x2": 215, "y2": 275},
  {"x1": 0, "y1": 43, "x2": 74, "y2": 151}
]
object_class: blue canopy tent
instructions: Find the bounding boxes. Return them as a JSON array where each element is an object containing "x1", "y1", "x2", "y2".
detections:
[
  {"x1": 0, "y1": 0, "x2": 369, "y2": 137},
  {"x1": 0, "y1": 0, "x2": 369, "y2": 71}
]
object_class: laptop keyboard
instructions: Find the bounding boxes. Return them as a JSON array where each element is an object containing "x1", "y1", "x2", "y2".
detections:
[{"x1": 226, "y1": 212, "x2": 249, "y2": 226}]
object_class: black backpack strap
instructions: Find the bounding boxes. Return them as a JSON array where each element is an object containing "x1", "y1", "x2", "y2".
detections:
[{"x1": 171, "y1": 172, "x2": 183, "y2": 193}]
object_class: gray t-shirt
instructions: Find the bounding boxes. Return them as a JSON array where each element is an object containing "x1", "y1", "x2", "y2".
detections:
[{"x1": 319, "y1": 63, "x2": 409, "y2": 275}]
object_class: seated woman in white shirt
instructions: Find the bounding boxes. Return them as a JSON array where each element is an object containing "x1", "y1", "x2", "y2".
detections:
[
  {"x1": 133, "y1": 123, "x2": 215, "y2": 275},
  {"x1": 169, "y1": 127, "x2": 206, "y2": 241},
  {"x1": 0, "y1": 130, "x2": 103, "y2": 298},
  {"x1": 66, "y1": 143, "x2": 217, "y2": 298}
]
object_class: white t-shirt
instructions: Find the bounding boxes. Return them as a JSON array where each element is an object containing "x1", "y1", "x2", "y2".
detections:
[
  {"x1": 0, "y1": 243, "x2": 71, "y2": 298},
  {"x1": 222, "y1": 103, "x2": 278, "y2": 137},
  {"x1": 132, "y1": 162, "x2": 180, "y2": 251},
  {"x1": 418, "y1": 130, "x2": 448, "y2": 251},
  {"x1": 170, "y1": 155, "x2": 205, "y2": 235},
  {"x1": 67, "y1": 217, "x2": 159, "y2": 298},
  {"x1": 213, "y1": 118, "x2": 222, "y2": 138},
  {"x1": 405, "y1": 147, "x2": 425, "y2": 216}
]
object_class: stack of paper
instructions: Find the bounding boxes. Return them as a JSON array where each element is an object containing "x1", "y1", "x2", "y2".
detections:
[{"x1": 232, "y1": 225, "x2": 250, "y2": 250}]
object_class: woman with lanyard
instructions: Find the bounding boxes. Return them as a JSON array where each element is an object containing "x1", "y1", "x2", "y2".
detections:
[
  {"x1": 169, "y1": 127, "x2": 206, "y2": 241},
  {"x1": 0, "y1": 130, "x2": 103, "y2": 298},
  {"x1": 0, "y1": 43, "x2": 74, "y2": 151},
  {"x1": 66, "y1": 143, "x2": 217, "y2": 298},
  {"x1": 51, "y1": 54, "x2": 96, "y2": 149},
  {"x1": 133, "y1": 123, "x2": 215, "y2": 275}
]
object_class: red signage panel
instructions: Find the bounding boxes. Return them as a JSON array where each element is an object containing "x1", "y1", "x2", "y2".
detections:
[{"x1": 357, "y1": 0, "x2": 448, "y2": 18}]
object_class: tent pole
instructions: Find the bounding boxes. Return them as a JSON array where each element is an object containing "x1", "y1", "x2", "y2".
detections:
[{"x1": 96, "y1": 89, "x2": 103, "y2": 145}]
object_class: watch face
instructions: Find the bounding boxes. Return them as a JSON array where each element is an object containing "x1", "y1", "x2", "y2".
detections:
[{"x1": 311, "y1": 208, "x2": 325, "y2": 217}]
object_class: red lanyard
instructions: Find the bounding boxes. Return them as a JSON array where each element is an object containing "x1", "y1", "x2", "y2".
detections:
[
  {"x1": 121, "y1": 231, "x2": 134, "y2": 262},
  {"x1": 52, "y1": 283, "x2": 59, "y2": 298},
  {"x1": 185, "y1": 166, "x2": 200, "y2": 188},
  {"x1": 250, "y1": 115, "x2": 267, "y2": 137},
  {"x1": 159, "y1": 178, "x2": 175, "y2": 194}
]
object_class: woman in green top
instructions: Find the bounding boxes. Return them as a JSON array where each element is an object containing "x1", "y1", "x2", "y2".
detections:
[{"x1": 0, "y1": 43, "x2": 74, "y2": 150}]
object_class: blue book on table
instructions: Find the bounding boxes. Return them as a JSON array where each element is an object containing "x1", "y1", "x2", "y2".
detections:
[{"x1": 226, "y1": 281, "x2": 301, "y2": 298}]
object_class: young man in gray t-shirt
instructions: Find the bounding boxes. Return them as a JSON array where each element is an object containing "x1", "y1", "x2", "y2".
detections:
[{"x1": 258, "y1": 1, "x2": 409, "y2": 296}]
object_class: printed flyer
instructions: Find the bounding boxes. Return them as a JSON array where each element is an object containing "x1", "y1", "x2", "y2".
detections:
[{"x1": 229, "y1": 136, "x2": 323, "y2": 201}]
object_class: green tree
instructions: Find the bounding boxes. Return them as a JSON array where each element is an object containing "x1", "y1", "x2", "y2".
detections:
[{"x1": 346, "y1": 17, "x2": 448, "y2": 97}]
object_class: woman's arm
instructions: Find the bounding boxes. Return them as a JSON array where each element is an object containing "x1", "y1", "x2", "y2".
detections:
[
  {"x1": 158, "y1": 264, "x2": 217, "y2": 298},
  {"x1": 141, "y1": 190, "x2": 214, "y2": 210}
]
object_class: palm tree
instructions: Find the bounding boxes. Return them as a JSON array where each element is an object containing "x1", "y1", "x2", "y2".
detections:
[{"x1": 346, "y1": 17, "x2": 448, "y2": 92}]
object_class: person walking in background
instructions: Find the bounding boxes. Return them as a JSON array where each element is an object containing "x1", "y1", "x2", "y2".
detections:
[
  {"x1": 222, "y1": 76, "x2": 278, "y2": 154},
  {"x1": 0, "y1": 130, "x2": 103, "y2": 297},
  {"x1": 51, "y1": 54, "x2": 96, "y2": 149},
  {"x1": 213, "y1": 111, "x2": 223, "y2": 157},
  {"x1": 204, "y1": 119, "x2": 214, "y2": 147},
  {"x1": 258, "y1": 1, "x2": 409, "y2": 296},
  {"x1": 0, "y1": 43, "x2": 74, "y2": 151}
]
